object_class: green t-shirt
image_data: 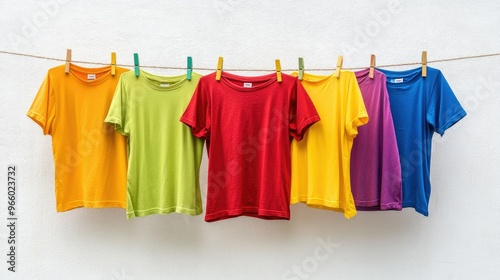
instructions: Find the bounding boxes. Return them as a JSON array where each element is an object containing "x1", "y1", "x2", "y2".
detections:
[{"x1": 105, "y1": 70, "x2": 204, "y2": 218}]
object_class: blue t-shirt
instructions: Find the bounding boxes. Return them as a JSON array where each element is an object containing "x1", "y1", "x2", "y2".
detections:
[{"x1": 379, "y1": 67, "x2": 466, "y2": 216}]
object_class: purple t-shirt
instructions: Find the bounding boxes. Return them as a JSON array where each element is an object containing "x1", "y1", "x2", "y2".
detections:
[{"x1": 351, "y1": 69, "x2": 402, "y2": 210}]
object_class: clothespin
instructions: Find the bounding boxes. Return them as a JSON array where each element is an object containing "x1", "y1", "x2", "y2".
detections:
[
  {"x1": 333, "y1": 55, "x2": 343, "y2": 78},
  {"x1": 64, "y1": 49, "x2": 72, "y2": 74},
  {"x1": 216, "y1": 57, "x2": 223, "y2": 81},
  {"x1": 421, "y1": 51, "x2": 427, "y2": 78},
  {"x1": 275, "y1": 59, "x2": 282, "y2": 83},
  {"x1": 134, "y1": 53, "x2": 140, "y2": 77},
  {"x1": 369, "y1": 54, "x2": 376, "y2": 79},
  {"x1": 298, "y1": 57, "x2": 304, "y2": 81},
  {"x1": 111, "y1": 52, "x2": 116, "y2": 76},
  {"x1": 187, "y1": 56, "x2": 193, "y2": 81}
]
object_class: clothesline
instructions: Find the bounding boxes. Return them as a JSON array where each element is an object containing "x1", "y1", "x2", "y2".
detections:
[{"x1": 1, "y1": 50, "x2": 500, "y2": 72}]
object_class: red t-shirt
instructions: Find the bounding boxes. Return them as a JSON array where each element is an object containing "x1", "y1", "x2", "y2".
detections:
[{"x1": 181, "y1": 72, "x2": 320, "y2": 222}]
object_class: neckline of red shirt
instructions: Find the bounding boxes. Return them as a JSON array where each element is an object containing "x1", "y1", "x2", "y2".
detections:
[{"x1": 218, "y1": 71, "x2": 279, "y2": 92}]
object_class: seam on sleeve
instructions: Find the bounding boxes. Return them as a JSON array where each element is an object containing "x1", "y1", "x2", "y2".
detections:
[
  {"x1": 437, "y1": 110, "x2": 467, "y2": 136},
  {"x1": 27, "y1": 110, "x2": 48, "y2": 134},
  {"x1": 347, "y1": 111, "x2": 369, "y2": 137},
  {"x1": 294, "y1": 114, "x2": 321, "y2": 141}
]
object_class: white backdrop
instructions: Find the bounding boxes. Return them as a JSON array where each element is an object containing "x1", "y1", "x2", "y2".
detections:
[{"x1": 1, "y1": 1, "x2": 500, "y2": 279}]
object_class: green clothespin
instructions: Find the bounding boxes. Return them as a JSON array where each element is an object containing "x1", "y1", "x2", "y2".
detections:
[
  {"x1": 187, "y1": 56, "x2": 193, "y2": 81},
  {"x1": 134, "y1": 53, "x2": 139, "y2": 77},
  {"x1": 298, "y1": 57, "x2": 304, "y2": 81}
]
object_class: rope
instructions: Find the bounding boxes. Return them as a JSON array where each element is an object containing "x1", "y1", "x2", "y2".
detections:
[{"x1": 1, "y1": 50, "x2": 499, "y2": 72}]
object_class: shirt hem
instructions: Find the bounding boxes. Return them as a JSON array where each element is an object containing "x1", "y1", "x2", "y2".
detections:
[
  {"x1": 205, "y1": 207, "x2": 290, "y2": 222},
  {"x1": 291, "y1": 196, "x2": 357, "y2": 219},
  {"x1": 354, "y1": 199, "x2": 402, "y2": 211},
  {"x1": 355, "y1": 204, "x2": 402, "y2": 211},
  {"x1": 57, "y1": 200, "x2": 126, "y2": 212},
  {"x1": 402, "y1": 202, "x2": 429, "y2": 216},
  {"x1": 127, "y1": 207, "x2": 203, "y2": 219}
]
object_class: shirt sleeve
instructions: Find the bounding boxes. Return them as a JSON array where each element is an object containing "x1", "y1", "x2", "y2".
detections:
[
  {"x1": 426, "y1": 71, "x2": 467, "y2": 136},
  {"x1": 180, "y1": 78, "x2": 211, "y2": 139},
  {"x1": 105, "y1": 76, "x2": 128, "y2": 136},
  {"x1": 345, "y1": 73, "x2": 369, "y2": 138},
  {"x1": 289, "y1": 77, "x2": 321, "y2": 141},
  {"x1": 27, "y1": 72, "x2": 55, "y2": 135}
]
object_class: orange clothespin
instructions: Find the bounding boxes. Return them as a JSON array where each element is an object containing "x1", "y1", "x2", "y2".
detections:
[
  {"x1": 369, "y1": 54, "x2": 376, "y2": 79},
  {"x1": 333, "y1": 55, "x2": 343, "y2": 78},
  {"x1": 111, "y1": 52, "x2": 116, "y2": 76},
  {"x1": 421, "y1": 51, "x2": 427, "y2": 77},
  {"x1": 216, "y1": 57, "x2": 223, "y2": 81},
  {"x1": 64, "y1": 49, "x2": 72, "y2": 74},
  {"x1": 275, "y1": 59, "x2": 282, "y2": 83}
]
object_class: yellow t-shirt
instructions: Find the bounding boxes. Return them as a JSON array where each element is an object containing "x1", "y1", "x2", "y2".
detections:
[
  {"x1": 27, "y1": 64, "x2": 129, "y2": 212},
  {"x1": 291, "y1": 71, "x2": 368, "y2": 218}
]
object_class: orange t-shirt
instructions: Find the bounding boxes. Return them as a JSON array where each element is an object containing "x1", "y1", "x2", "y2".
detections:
[{"x1": 27, "y1": 64, "x2": 129, "y2": 212}]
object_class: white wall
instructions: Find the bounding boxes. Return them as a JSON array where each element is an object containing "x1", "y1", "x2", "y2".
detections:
[{"x1": 1, "y1": 1, "x2": 499, "y2": 279}]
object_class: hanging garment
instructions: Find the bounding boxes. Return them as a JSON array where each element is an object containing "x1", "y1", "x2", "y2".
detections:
[
  {"x1": 290, "y1": 71, "x2": 368, "y2": 219},
  {"x1": 351, "y1": 68, "x2": 402, "y2": 211},
  {"x1": 27, "y1": 64, "x2": 129, "y2": 211},
  {"x1": 106, "y1": 70, "x2": 204, "y2": 218},
  {"x1": 181, "y1": 72, "x2": 320, "y2": 222},
  {"x1": 378, "y1": 67, "x2": 466, "y2": 216}
]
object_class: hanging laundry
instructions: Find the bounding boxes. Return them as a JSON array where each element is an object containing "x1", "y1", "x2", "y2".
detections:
[
  {"x1": 106, "y1": 69, "x2": 204, "y2": 218},
  {"x1": 181, "y1": 71, "x2": 320, "y2": 222},
  {"x1": 290, "y1": 70, "x2": 368, "y2": 219},
  {"x1": 351, "y1": 68, "x2": 402, "y2": 211},
  {"x1": 378, "y1": 66, "x2": 466, "y2": 216},
  {"x1": 27, "y1": 64, "x2": 129, "y2": 212}
]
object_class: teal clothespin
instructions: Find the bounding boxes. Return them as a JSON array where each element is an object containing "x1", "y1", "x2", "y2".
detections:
[
  {"x1": 298, "y1": 57, "x2": 304, "y2": 81},
  {"x1": 187, "y1": 56, "x2": 193, "y2": 81},
  {"x1": 134, "y1": 53, "x2": 139, "y2": 77}
]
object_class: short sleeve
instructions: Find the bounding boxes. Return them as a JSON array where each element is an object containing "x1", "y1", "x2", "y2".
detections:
[
  {"x1": 180, "y1": 79, "x2": 211, "y2": 139},
  {"x1": 289, "y1": 78, "x2": 320, "y2": 141},
  {"x1": 105, "y1": 76, "x2": 128, "y2": 135},
  {"x1": 27, "y1": 72, "x2": 55, "y2": 135},
  {"x1": 345, "y1": 73, "x2": 369, "y2": 137},
  {"x1": 426, "y1": 71, "x2": 467, "y2": 136}
]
